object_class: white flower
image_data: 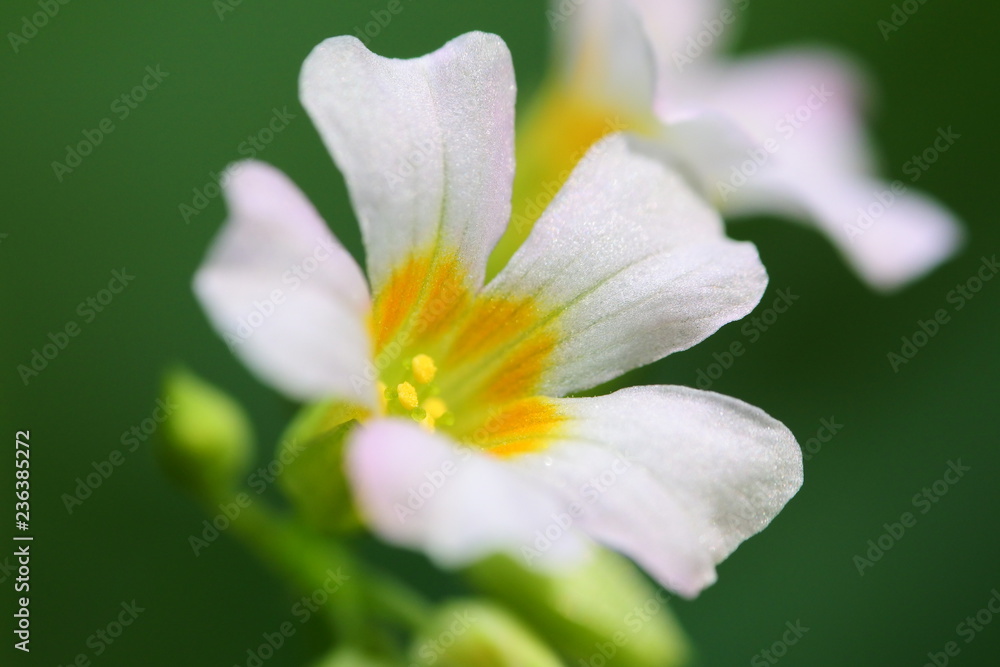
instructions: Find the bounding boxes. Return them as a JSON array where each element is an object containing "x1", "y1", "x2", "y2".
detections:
[
  {"x1": 194, "y1": 32, "x2": 802, "y2": 598},
  {"x1": 541, "y1": 0, "x2": 963, "y2": 291}
]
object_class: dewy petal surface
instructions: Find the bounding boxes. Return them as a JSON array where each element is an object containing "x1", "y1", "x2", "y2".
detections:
[
  {"x1": 483, "y1": 135, "x2": 768, "y2": 398},
  {"x1": 347, "y1": 418, "x2": 589, "y2": 568},
  {"x1": 194, "y1": 161, "x2": 375, "y2": 406},
  {"x1": 512, "y1": 385, "x2": 802, "y2": 597},
  {"x1": 299, "y1": 31, "x2": 515, "y2": 295},
  {"x1": 347, "y1": 386, "x2": 801, "y2": 598}
]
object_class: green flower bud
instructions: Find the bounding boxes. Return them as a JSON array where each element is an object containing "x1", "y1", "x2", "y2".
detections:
[
  {"x1": 466, "y1": 550, "x2": 690, "y2": 666},
  {"x1": 277, "y1": 401, "x2": 367, "y2": 532},
  {"x1": 409, "y1": 600, "x2": 563, "y2": 667},
  {"x1": 156, "y1": 368, "x2": 253, "y2": 502}
]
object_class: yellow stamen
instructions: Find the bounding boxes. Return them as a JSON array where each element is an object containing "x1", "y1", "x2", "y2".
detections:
[
  {"x1": 396, "y1": 382, "x2": 419, "y2": 411},
  {"x1": 411, "y1": 354, "x2": 437, "y2": 384},
  {"x1": 423, "y1": 397, "x2": 448, "y2": 420}
]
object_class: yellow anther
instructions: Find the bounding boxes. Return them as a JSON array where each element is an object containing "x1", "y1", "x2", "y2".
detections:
[
  {"x1": 423, "y1": 397, "x2": 448, "y2": 420},
  {"x1": 411, "y1": 354, "x2": 437, "y2": 384},
  {"x1": 396, "y1": 382, "x2": 419, "y2": 411}
]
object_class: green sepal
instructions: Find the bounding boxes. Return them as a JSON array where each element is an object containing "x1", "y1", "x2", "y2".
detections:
[
  {"x1": 465, "y1": 550, "x2": 691, "y2": 666},
  {"x1": 277, "y1": 400, "x2": 368, "y2": 533},
  {"x1": 409, "y1": 599, "x2": 564, "y2": 667}
]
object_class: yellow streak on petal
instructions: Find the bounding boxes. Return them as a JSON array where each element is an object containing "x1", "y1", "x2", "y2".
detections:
[
  {"x1": 479, "y1": 397, "x2": 568, "y2": 458},
  {"x1": 445, "y1": 293, "x2": 558, "y2": 407},
  {"x1": 371, "y1": 251, "x2": 469, "y2": 354}
]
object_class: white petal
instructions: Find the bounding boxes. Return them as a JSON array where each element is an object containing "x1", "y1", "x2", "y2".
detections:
[
  {"x1": 346, "y1": 419, "x2": 588, "y2": 568},
  {"x1": 551, "y1": 0, "x2": 656, "y2": 114},
  {"x1": 194, "y1": 161, "x2": 375, "y2": 406},
  {"x1": 637, "y1": 110, "x2": 759, "y2": 203},
  {"x1": 486, "y1": 135, "x2": 768, "y2": 397},
  {"x1": 300, "y1": 32, "x2": 515, "y2": 292},
  {"x1": 660, "y1": 50, "x2": 963, "y2": 289},
  {"x1": 513, "y1": 386, "x2": 803, "y2": 597}
]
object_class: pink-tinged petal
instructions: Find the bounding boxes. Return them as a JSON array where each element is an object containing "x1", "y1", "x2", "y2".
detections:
[
  {"x1": 346, "y1": 419, "x2": 589, "y2": 569},
  {"x1": 513, "y1": 386, "x2": 802, "y2": 597},
  {"x1": 300, "y1": 32, "x2": 515, "y2": 293},
  {"x1": 485, "y1": 135, "x2": 768, "y2": 397},
  {"x1": 659, "y1": 49, "x2": 964, "y2": 288},
  {"x1": 661, "y1": 49, "x2": 874, "y2": 187},
  {"x1": 194, "y1": 161, "x2": 375, "y2": 406},
  {"x1": 789, "y1": 176, "x2": 964, "y2": 291},
  {"x1": 551, "y1": 0, "x2": 657, "y2": 114}
]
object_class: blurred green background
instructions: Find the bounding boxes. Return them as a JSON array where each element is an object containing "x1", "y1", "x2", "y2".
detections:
[{"x1": 1, "y1": 0, "x2": 997, "y2": 665}]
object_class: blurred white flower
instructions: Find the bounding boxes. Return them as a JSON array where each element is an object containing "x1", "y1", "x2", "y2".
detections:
[
  {"x1": 193, "y1": 32, "x2": 801, "y2": 597},
  {"x1": 536, "y1": 0, "x2": 964, "y2": 290}
]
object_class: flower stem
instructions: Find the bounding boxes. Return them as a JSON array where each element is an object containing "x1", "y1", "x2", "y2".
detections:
[{"x1": 226, "y1": 496, "x2": 432, "y2": 644}]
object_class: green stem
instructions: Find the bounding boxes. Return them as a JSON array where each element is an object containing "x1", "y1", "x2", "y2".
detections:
[
  {"x1": 224, "y1": 496, "x2": 432, "y2": 643},
  {"x1": 229, "y1": 500, "x2": 363, "y2": 639}
]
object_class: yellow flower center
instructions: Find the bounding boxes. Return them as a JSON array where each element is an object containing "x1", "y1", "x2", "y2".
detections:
[
  {"x1": 378, "y1": 355, "x2": 456, "y2": 433},
  {"x1": 367, "y1": 251, "x2": 568, "y2": 457}
]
